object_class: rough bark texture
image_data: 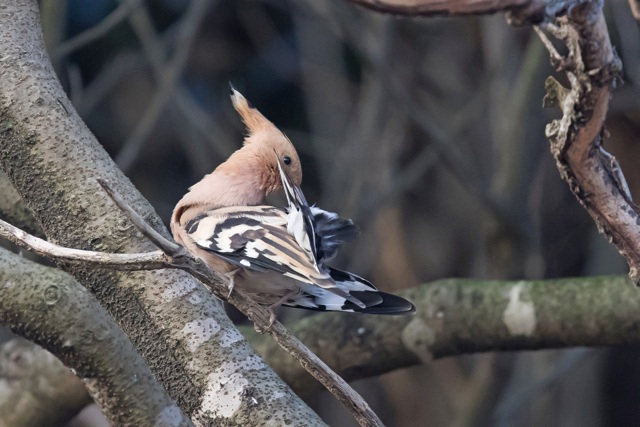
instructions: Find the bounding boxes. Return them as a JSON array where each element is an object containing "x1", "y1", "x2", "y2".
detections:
[
  {"x1": 0, "y1": 171, "x2": 41, "y2": 237},
  {"x1": 247, "y1": 276, "x2": 640, "y2": 395},
  {"x1": 0, "y1": 247, "x2": 190, "y2": 426},
  {"x1": 0, "y1": 1, "x2": 323, "y2": 425},
  {"x1": 541, "y1": 3, "x2": 638, "y2": 281}
]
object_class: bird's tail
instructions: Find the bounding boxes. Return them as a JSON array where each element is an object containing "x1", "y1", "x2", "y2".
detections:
[
  {"x1": 329, "y1": 267, "x2": 416, "y2": 314},
  {"x1": 287, "y1": 267, "x2": 415, "y2": 314}
]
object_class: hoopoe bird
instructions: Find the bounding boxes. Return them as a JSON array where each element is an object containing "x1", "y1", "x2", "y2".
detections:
[{"x1": 171, "y1": 85, "x2": 415, "y2": 325}]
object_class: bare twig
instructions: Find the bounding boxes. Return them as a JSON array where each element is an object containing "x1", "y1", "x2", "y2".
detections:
[
  {"x1": 99, "y1": 181, "x2": 385, "y2": 427},
  {"x1": 0, "y1": 217, "x2": 169, "y2": 269},
  {"x1": 533, "y1": 26, "x2": 564, "y2": 69},
  {"x1": 125, "y1": 0, "x2": 236, "y2": 161},
  {"x1": 246, "y1": 276, "x2": 640, "y2": 396},
  {"x1": 0, "y1": 181, "x2": 384, "y2": 427},
  {"x1": 493, "y1": 349, "x2": 592, "y2": 426},
  {"x1": 97, "y1": 179, "x2": 182, "y2": 256}
]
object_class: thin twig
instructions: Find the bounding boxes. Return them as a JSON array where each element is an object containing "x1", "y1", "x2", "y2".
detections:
[
  {"x1": 0, "y1": 217, "x2": 169, "y2": 269},
  {"x1": 97, "y1": 179, "x2": 182, "y2": 256},
  {"x1": 126, "y1": 0, "x2": 236, "y2": 160},
  {"x1": 533, "y1": 26, "x2": 565, "y2": 69},
  {"x1": 493, "y1": 349, "x2": 592, "y2": 426},
  {"x1": 99, "y1": 181, "x2": 385, "y2": 427}
]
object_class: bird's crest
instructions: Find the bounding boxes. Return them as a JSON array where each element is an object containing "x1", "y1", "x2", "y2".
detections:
[{"x1": 229, "y1": 83, "x2": 275, "y2": 139}]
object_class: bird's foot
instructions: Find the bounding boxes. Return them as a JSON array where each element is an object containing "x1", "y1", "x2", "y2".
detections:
[
  {"x1": 264, "y1": 290, "x2": 298, "y2": 331},
  {"x1": 225, "y1": 269, "x2": 239, "y2": 299}
]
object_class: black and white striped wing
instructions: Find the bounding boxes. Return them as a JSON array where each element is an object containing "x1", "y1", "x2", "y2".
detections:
[{"x1": 185, "y1": 206, "x2": 329, "y2": 286}]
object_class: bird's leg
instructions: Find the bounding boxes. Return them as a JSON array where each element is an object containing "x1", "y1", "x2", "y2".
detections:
[
  {"x1": 225, "y1": 269, "x2": 240, "y2": 299},
  {"x1": 266, "y1": 290, "x2": 298, "y2": 328}
]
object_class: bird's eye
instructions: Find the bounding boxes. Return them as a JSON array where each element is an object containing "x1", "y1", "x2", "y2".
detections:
[{"x1": 283, "y1": 155, "x2": 292, "y2": 166}]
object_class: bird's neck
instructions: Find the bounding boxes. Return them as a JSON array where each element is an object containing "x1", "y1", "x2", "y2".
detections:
[{"x1": 172, "y1": 146, "x2": 274, "y2": 227}]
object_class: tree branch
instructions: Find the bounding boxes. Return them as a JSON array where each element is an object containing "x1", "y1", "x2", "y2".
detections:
[
  {"x1": 246, "y1": 276, "x2": 640, "y2": 395},
  {"x1": 6, "y1": 270, "x2": 638, "y2": 405},
  {"x1": 50, "y1": 0, "x2": 143, "y2": 59},
  {"x1": 535, "y1": 4, "x2": 639, "y2": 282},
  {"x1": 0, "y1": 216, "x2": 170, "y2": 269},
  {"x1": 114, "y1": 0, "x2": 215, "y2": 172}
]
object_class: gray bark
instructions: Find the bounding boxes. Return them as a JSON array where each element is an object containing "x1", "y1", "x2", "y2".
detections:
[{"x1": 0, "y1": 248, "x2": 189, "y2": 426}]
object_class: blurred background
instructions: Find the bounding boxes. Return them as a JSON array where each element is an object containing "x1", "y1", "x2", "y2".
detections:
[{"x1": 29, "y1": 0, "x2": 640, "y2": 425}]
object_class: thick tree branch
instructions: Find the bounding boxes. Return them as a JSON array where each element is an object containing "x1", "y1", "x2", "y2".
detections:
[
  {"x1": 246, "y1": 276, "x2": 640, "y2": 395},
  {"x1": 535, "y1": 4, "x2": 640, "y2": 282},
  {"x1": 0, "y1": 246, "x2": 191, "y2": 426},
  {"x1": 0, "y1": 1, "x2": 323, "y2": 425}
]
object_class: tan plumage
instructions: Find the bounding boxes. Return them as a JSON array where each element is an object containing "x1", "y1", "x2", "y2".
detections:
[{"x1": 171, "y1": 85, "x2": 415, "y2": 325}]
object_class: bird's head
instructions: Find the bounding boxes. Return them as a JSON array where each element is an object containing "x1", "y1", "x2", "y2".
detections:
[{"x1": 229, "y1": 84, "x2": 302, "y2": 196}]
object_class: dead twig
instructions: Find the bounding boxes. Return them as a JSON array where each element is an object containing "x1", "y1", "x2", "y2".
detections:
[{"x1": 98, "y1": 180, "x2": 385, "y2": 427}]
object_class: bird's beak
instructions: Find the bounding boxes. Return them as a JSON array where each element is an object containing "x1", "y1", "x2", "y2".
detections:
[{"x1": 275, "y1": 153, "x2": 299, "y2": 206}]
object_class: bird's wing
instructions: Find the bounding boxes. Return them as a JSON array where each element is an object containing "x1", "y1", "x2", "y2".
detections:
[
  {"x1": 185, "y1": 206, "x2": 345, "y2": 291},
  {"x1": 309, "y1": 207, "x2": 357, "y2": 262}
]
